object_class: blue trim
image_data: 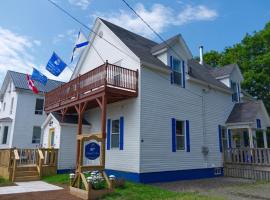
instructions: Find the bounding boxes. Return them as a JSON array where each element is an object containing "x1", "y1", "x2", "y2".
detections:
[
  {"x1": 107, "y1": 119, "x2": 111, "y2": 150},
  {"x1": 186, "y1": 120, "x2": 190, "y2": 152},
  {"x1": 218, "y1": 125, "x2": 223, "y2": 152},
  {"x1": 182, "y1": 61, "x2": 185, "y2": 88},
  {"x1": 106, "y1": 168, "x2": 223, "y2": 183},
  {"x1": 120, "y1": 116, "x2": 124, "y2": 150},
  {"x1": 76, "y1": 41, "x2": 89, "y2": 48},
  {"x1": 172, "y1": 118, "x2": 176, "y2": 152},
  {"x1": 57, "y1": 169, "x2": 75, "y2": 174},
  {"x1": 256, "y1": 119, "x2": 261, "y2": 129},
  {"x1": 228, "y1": 129, "x2": 232, "y2": 148}
]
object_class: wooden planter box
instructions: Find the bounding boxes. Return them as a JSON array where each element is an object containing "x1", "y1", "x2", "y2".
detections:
[{"x1": 70, "y1": 186, "x2": 113, "y2": 200}]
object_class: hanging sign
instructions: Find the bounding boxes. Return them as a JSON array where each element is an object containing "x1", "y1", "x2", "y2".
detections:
[{"x1": 85, "y1": 142, "x2": 100, "y2": 160}]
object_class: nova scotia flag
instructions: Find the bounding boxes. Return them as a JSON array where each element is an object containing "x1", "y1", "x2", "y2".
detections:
[
  {"x1": 71, "y1": 31, "x2": 89, "y2": 62},
  {"x1": 46, "y1": 52, "x2": 67, "y2": 76}
]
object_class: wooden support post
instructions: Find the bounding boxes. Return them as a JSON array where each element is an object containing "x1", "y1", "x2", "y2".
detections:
[
  {"x1": 263, "y1": 130, "x2": 268, "y2": 148},
  {"x1": 101, "y1": 94, "x2": 107, "y2": 166}
]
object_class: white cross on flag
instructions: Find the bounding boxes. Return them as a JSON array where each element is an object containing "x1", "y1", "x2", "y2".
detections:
[{"x1": 26, "y1": 74, "x2": 39, "y2": 94}]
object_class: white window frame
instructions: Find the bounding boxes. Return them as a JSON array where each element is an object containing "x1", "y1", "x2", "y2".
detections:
[
  {"x1": 230, "y1": 80, "x2": 239, "y2": 102},
  {"x1": 10, "y1": 97, "x2": 14, "y2": 114},
  {"x1": 35, "y1": 98, "x2": 44, "y2": 115},
  {"x1": 111, "y1": 119, "x2": 120, "y2": 149},
  {"x1": 32, "y1": 126, "x2": 41, "y2": 144},
  {"x1": 175, "y1": 120, "x2": 185, "y2": 151},
  {"x1": 171, "y1": 57, "x2": 183, "y2": 86},
  {"x1": 2, "y1": 126, "x2": 8, "y2": 144}
]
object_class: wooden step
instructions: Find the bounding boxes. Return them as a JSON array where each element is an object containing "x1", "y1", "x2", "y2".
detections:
[
  {"x1": 15, "y1": 175, "x2": 40, "y2": 182},
  {"x1": 16, "y1": 170, "x2": 39, "y2": 177},
  {"x1": 16, "y1": 165, "x2": 37, "y2": 172}
]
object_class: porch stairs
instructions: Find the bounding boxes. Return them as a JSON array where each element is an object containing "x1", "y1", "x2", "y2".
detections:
[{"x1": 13, "y1": 165, "x2": 40, "y2": 182}]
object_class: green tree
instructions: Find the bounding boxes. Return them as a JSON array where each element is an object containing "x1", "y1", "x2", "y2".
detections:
[{"x1": 204, "y1": 22, "x2": 270, "y2": 113}]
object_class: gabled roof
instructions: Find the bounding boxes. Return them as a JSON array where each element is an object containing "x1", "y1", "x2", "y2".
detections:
[
  {"x1": 99, "y1": 18, "x2": 170, "y2": 70},
  {"x1": 0, "y1": 71, "x2": 64, "y2": 99},
  {"x1": 226, "y1": 101, "x2": 260, "y2": 124},
  {"x1": 209, "y1": 64, "x2": 238, "y2": 78},
  {"x1": 188, "y1": 59, "x2": 231, "y2": 91},
  {"x1": 52, "y1": 112, "x2": 90, "y2": 125}
]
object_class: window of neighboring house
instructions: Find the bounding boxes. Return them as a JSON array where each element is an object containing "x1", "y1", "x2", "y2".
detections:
[
  {"x1": 231, "y1": 80, "x2": 239, "y2": 102},
  {"x1": 171, "y1": 57, "x2": 182, "y2": 86},
  {"x1": 256, "y1": 130, "x2": 264, "y2": 148},
  {"x1": 32, "y1": 126, "x2": 41, "y2": 144},
  {"x1": 2, "y1": 126, "x2": 8, "y2": 144},
  {"x1": 35, "y1": 99, "x2": 44, "y2": 115},
  {"x1": 176, "y1": 120, "x2": 185, "y2": 150},
  {"x1": 221, "y1": 127, "x2": 227, "y2": 150},
  {"x1": 111, "y1": 119, "x2": 120, "y2": 148},
  {"x1": 267, "y1": 128, "x2": 270, "y2": 148},
  {"x1": 10, "y1": 97, "x2": 14, "y2": 114}
]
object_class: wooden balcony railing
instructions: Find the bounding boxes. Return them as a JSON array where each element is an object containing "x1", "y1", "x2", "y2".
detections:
[
  {"x1": 224, "y1": 148, "x2": 270, "y2": 166},
  {"x1": 45, "y1": 62, "x2": 138, "y2": 111}
]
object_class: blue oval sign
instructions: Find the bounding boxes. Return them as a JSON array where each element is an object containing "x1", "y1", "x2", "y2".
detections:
[{"x1": 85, "y1": 142, "x2": 100, "y2": 160}]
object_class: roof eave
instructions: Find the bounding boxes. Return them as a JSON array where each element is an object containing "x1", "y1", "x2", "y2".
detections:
[{"x1": 141, "y1": 61, "x2": 170, "y2": 74}]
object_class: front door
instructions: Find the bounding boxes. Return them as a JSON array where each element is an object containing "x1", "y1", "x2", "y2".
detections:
[{"x1": 48, "y1": 128, "x2": 55, "y2": 148}]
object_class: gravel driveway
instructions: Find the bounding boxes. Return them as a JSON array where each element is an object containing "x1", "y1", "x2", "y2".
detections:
[{"x1": 153, "y1": 177, "x2": 270, "y2": 200}]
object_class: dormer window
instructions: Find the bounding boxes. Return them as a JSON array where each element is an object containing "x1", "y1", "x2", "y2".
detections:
[
  {"x1": 231, "y1": 80, "x2": 240, "y2": 102},
  {"x1": 170, "y1": 56, "x2": 182, "y2": 86}
]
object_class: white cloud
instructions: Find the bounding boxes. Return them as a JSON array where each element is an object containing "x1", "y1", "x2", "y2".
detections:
[
  {"x1": 0, "y1": 27, "x2": 71, "y2": 86},
  {"x1": 92, "y1": 3, "x2": 218, "y2": 38},
  {"x1": 68, "y1": 0, "x2": 91, "y2": 10},
  {"x1": 53, "y1": 29, "x2": 77, "y2": 44}
]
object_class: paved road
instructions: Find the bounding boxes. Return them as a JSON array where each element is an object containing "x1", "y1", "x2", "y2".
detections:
[{"x1": 153, "y1": 177, "x2": 270, "y2": 200}]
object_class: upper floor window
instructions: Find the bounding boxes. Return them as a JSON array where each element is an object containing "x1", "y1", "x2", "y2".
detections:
[
  {"x1": 32, "y1": 126, "x2": 41, "y2": 144},
  {"x1": 170, "y1": 57, "x2": 182, "y2": 86},
  {"x1": 111, "y1": 119, "x2": 120, "y2": 149},
  {"x1": 2, "y1": 126, "x2": 8, "y2": 144},
  {"x1": 3, "y1": 102, "x2": 6, "y2": 112},
  {"x1": 35, "y1": 98, "x2": 44, "y2": 115},
  {"x1": 231, "y1": 81, "x2": 239, "y2": 102},
  {"x1": 176, "y1": 120, "x2": 185, "y2": 150},
  {"x1": 10, "y1": 97, "x2": 14, "y2": 114}
]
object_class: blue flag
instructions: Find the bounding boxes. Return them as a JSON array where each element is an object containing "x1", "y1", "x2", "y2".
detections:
[
  {"x1": 31, "y1": 68, "x2": 48, "y2": 86},
  {"x1": 46, "y1": 52, "x2": 67, "y2": 76}
]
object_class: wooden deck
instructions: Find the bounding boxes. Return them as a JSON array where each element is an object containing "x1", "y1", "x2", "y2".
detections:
[
  {"x1": 0, "y1": 148, "x2": 58, "y2": 182},
  {"x1": 44, "y1": 62, "x2": 138, "y2": 113},
  {"x1": 224, "y1": 148, "x2": 270, "y2": 181}
]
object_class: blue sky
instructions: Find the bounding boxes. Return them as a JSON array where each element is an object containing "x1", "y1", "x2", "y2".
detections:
[{"x1": 0, "y1": 0, "x2": 270, "y2": 85}]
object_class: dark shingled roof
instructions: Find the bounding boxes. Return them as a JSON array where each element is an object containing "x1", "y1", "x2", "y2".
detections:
[
  {"x1": 151, "y1": 34, "x2": 180, "y2": 54},
  {"x1": 52, "y1": 112, "x2": 90, "y2": 125},
  {"x1": 188, "y1": 59, "x2": 230, "y2": 90},
  {"x1": 100, "y1": 18, "x2": 169, "y2": 70},
  {"x1": 226, "y1": 101, "x2": 260, "y2": 124},
  {"x1": 209, "y1": 64, "x2": 237, "y2": 78},
  {"x1": 8, "y1": 70, "x2": 64, "y2": 93},
  {"x1": 0, "y1": 117, "x2": 12, "y2": 122}
]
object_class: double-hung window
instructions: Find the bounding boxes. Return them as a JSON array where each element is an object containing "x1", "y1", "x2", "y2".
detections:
[
  {"x1": 35, "y1": 99, "x2": 44, "y2": 115},
  {"x1": 176, "y1": 120, "x2": 185, "y2": 150},
  {"x1": 171, "y1": 57, "x2": 182, "y2": 86},
  {"x1": 2, "y1": 126, "x2": 8, "y2": 144},
  {"x1": 32, "y1": 126, "x2": 41, "y2": 144},
  {"x1": 111, "y1": 119, "x2": 120, "y2": 148},
  {"x1": 231, "y1": 81, "x2": 239, "y2": 102}
]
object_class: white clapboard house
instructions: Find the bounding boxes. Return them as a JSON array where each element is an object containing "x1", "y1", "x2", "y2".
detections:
[
  {"x1": 0, "y1": 71, "x2": 63, "y2": 149},
  {"x1": 43, "y1": 18, "x2": 270, "y2": 182}
]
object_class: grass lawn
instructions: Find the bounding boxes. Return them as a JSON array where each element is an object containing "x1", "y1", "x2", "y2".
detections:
[
  {"x1": 42, "y1": 174, "x2": 223, "y2": 200},
  {"x1": 0, "y1": 176, "x2": 14, "y2": 187}
]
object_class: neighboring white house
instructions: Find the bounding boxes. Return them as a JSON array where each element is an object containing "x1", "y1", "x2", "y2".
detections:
[
  {"x1": 0, "y1": 71, "x2": 63, "y2": 149},
  {"x1": 43, "y1": 18, "x2": 270, "y2": 182}
]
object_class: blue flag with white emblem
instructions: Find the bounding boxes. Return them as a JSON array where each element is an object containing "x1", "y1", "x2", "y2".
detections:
[
  {"x1": 31, "y1": 68, "x2": 48, "y2": 85},
  {"x1": 46, "y1": 52, "x2": 67, "y2": 76}
]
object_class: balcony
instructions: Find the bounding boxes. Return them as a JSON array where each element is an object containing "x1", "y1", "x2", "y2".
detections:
[{"x1": 44, "y1": 62, "x2": 138, "y2": 113}]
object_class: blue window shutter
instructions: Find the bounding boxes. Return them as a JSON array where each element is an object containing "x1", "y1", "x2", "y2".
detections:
[
  {"x1": 170, "y1": 56, "x2": 173, "y2": 84},
  {"x1": 182, "y1": 61, "x2": 186, "y2": 88},
  {"x1": 218, "y1": 125, "x2": 223, "y2": 152},
  {"x1": 186, "y1": 120, "x2": 190, "y2": 152},
  {"x1": 256, "y1": 119, "x2": 261, "y2": 129},
  {"x1": 172, "y1": 118, "x2": 176, "y2": 152},
  {"x1": 228, "y1": 129, "x2": 232, "y2": 148},
  {"x1": 120, "y1": 116, "x2": 124, "y2": 150},
  {"x1": 107, "y1": 119, "x2": 111, "y2": 150}
]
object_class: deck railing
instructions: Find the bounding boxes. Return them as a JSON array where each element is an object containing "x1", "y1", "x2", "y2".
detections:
[
  {"x1": 45, "y1": 62, "x2": 138, "y2": 111},
  {"x1": 224, "y1": 148, "x2": 270, "y2": 166}
]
